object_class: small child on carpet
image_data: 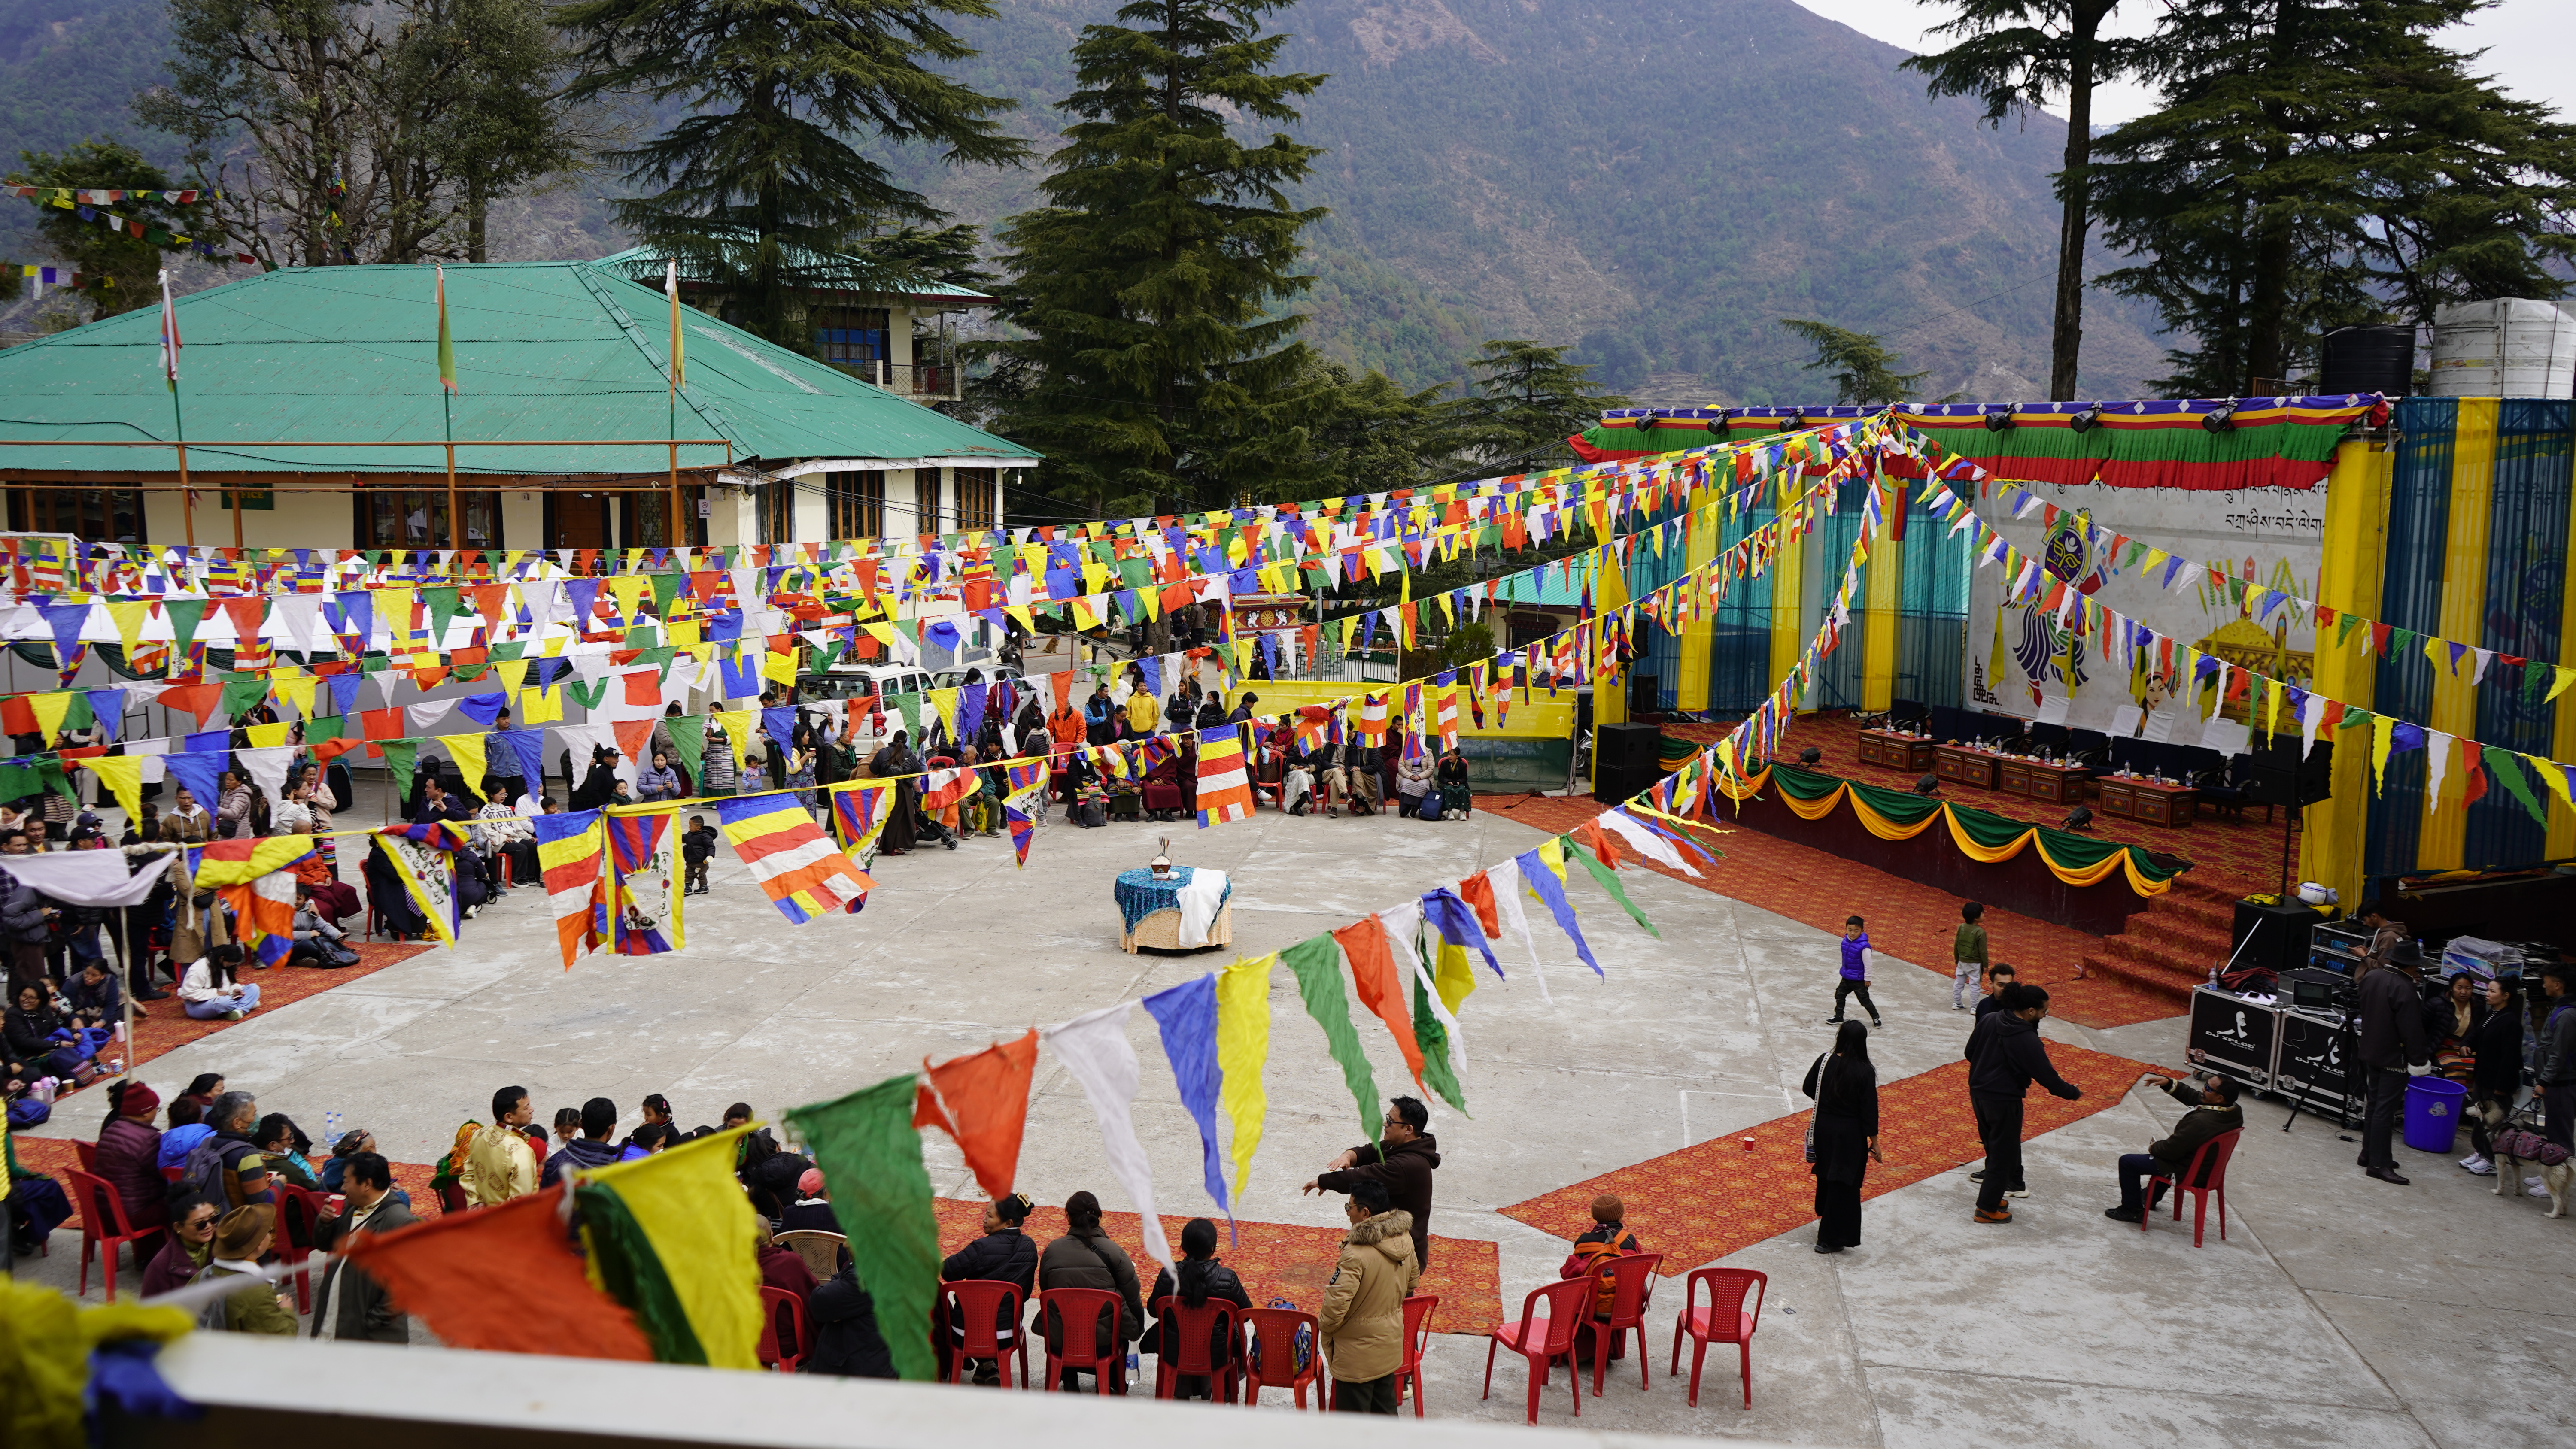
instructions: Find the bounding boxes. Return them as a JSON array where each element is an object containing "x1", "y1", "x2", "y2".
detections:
[
  {"x1": 1952, "y1": 902, "x2": 1989, "y2": 1011},
  {"x1": 682, "y1": 815, "x2": 717, "y2": 896},
  {"x1": 1829, "y1": 914, "x2": 1883, "y2": 1028}
]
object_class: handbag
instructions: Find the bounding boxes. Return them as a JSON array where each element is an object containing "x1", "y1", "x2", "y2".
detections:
[{"x1": 1801, "y1": 1052, "x2": 1827, "y2": 1164}]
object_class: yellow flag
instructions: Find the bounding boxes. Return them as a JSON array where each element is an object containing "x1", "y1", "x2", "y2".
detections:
[
  {"x1": 927, "y1": 687, "x2": 960, "y2": 743},
  {"x1": 607, "y1": 574, "x2": 650, "y2": 625},
  {"x1": 2371, "y1": 713, "x2": 2394, "y2": 796},
  {"x1": 717, "y1": 709, "x2": 756, "y2": 779},
  {"x1": 273, "y1": 673, "x2": 318, "y2": 720},
  {"x1": 28, "y1": 691, "x2": 71, "y2": 746},
  {"x1": 444, "y1": 732, "x2": 488, "y2": 792},
  {"x1": 105, "y1": 600, "x2": 148, "y2": 653},
  {"x1": 77, "y1": 755, "x2": 144, "y2": 824},
  {"x1": 521, "y1": 682, "x2": 565, "y2": 724},
  {"x1": 1535, "y1": 834, "x2": 1570, "y2": 884},
  {"x1": 1215, "y1": 953, "x2": 1274, "y2": 1202},
  {"x1": 244, "y1": 721, "x2": 292, "y2": 748},
  {"x1": 761, "y1": 647, "x2": 799, "y2": 686},
  {"x1": 492, "y1": 657, "x2": 532, "y2": 696}
]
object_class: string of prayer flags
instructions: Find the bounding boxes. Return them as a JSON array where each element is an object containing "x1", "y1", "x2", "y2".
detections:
[
  {"x1": 533, "y1": 809, "x2": 610, "y2": 967},
  {"x1": 1282, "y1": 932, "x2": 1381, "y2": 1143},
  {"x1": 714, "y1": 793, "x2": 874, "y2": 923},
  {"x1": 785, "y1": 1075, "x2": 944, "y2": 1382},
  {"x1": 1333, "y1": 915, "x2": 1423, "y2": 1085}
]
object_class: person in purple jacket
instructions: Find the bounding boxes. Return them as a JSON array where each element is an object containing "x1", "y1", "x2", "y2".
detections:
[{"x1": 1827, "y1": 915, "x2": 1884, "y2": 1029}]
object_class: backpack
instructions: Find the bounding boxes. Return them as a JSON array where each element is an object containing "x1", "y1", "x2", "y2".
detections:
[
  {"x1": 177, "y1": 1136, "x2": 232, "y2": 1200},
  {"x1": 1565, "y1": 1233, "x2": 1637, "y2": 1317},
  {"x1": 1416, "y1": 791, "x2": 1443, "y2": 822}
]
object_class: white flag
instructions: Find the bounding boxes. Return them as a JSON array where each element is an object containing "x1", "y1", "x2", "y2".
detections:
[
  {"x1": 1042, "y1": 1001, "x2": 1173, "y2": 1270},
  {"x1": 158, "y1": 268, "x2": 181, "y2": 388}
]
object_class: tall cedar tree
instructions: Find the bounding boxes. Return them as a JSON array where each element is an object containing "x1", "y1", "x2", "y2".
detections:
[
  {"x1": 1905, "y1": 2, "x2": 2145, "y2": 400},
  {"x1": 561, "y1": 0, "x2": 1026, "y2": 352},
  {"x1": 1437, "y1": 340, "x2": 1629, "y2": 470},
  {"x1": 5, "y1": 140, "x2": 199, "y2": 315},
  {"x1": 2093, "y1": 0, "x2": 2576, "y2": 394},
  {"x1": 989, "y1": 0, "x2": 1327, "y2": 517},
  {"x1": 1779, "y1": 320, "x2": 1931, "y2": 404}
]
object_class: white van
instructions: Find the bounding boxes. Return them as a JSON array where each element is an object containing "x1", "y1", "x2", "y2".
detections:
[{"x1": 798, "y1": 664, "x2": 933, "y2": 701}]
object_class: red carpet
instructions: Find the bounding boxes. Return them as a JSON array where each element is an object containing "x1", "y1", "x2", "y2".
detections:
[
  {"x1": 1498, "y1": 1043, "x2": 2156, "y2": 1270},
  {"x1": 931, "y1": 1198, "x2": 1502, "y2": 1334}
]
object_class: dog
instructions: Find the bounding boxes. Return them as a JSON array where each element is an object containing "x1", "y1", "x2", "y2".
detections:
[{"x1": 2485, "y1": 1103, "x2": 2572, "y2": 1218}]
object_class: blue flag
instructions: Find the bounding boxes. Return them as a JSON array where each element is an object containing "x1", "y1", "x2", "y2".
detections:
[
  {"x1": 1141, "y1": 973, "x2": 1229, "y2": 1217},
  {"x1": 1516, "y1": 848, "x2": 1603, "y2": 978}
]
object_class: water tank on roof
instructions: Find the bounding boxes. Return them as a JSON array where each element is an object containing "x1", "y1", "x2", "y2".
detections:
[
  {"x1": 2318, "y1": 324, "x2": 2413, "y2": 398},
  {"x1": 2427, "y1": 299, "x2": 2576, "y2": 398}
]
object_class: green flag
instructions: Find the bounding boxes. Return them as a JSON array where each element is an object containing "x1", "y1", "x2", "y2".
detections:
[
  {"x1": 380, "y1": 739, "x2": 419, "y2": 804},
  {"x1": 1565, "y1": 836, "x2": 1660, "y2": 939},
  {"x1": 566, "y1": 675, "x2": 611, "y2": 711},
  {"x1": 649, "y1": 570, "x2": 685, "y2": 620},
  {"x1": 2482, "y1": 745, "x2": 2549, "y2": 826},
  {"x1": 424, "y1": 586, "x2": 463, "y2": 643},
  {"x1": 1282, "y1": 932, "x2": 1380, "y2": 1144},
  {"x1": 663, "y1": 714, "x2": 705, "y2": 784},
  {"x1": 894, "y1": 692, "x2": 923, "y2": 742},
  {"x1": 784, "y1": 1073, "x2": 942, "y2": 1382},
  {"x1": 1409, "y1": 944, "x2": 1467, "y2": 1115},
  {"x1": 165, "y1": 597, "x2": 207, "y2": 654},
  {"x1": 219, "y1": 672, "x2": 269, "y2": 720}
]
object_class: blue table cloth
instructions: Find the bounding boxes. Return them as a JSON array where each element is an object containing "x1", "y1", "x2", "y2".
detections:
[{"x1": 1114, "y1": 867, "x2": 1232, "y2": 934}]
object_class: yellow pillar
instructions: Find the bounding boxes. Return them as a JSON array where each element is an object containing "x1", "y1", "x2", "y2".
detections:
[
  {"x1": 2553, "y1": 439, "x2": 2576, "y2": 858},
  {"x1": 2301, "y1": 436, "x2": 2392, "y2": 908},
  {"x1": 1861, "y1": 481, "x2": 1904, "y2": 711},
  {"x1": 1767, "y1": 503, "x2": 1806, "y2": 701},
  {"x1": 1674, "y1": 493, "x2": 1716, "y2": 711},
  {"x1": 2416, "y1": 398, "x2": 2498, "y2": 870}
]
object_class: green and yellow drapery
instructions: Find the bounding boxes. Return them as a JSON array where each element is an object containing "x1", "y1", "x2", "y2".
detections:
[{"x1": 1712, "y1": 763, "x2": 2180, "y2": 897}]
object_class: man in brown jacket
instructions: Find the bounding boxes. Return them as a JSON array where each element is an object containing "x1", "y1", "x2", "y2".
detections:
[{"x1": 1318, "y1": 1179, "x2": 1420, "y2": 1413}]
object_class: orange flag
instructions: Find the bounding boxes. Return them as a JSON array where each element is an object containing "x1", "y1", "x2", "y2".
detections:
[
  {"x1": 1457, "y1": 871, "x2": 1501, "y2": 939},
  {"x1": 913, "y1": 1029, "x2": 1039, "y2": 1201},
  {"x1": 1571, "y1": 818, "x2": 1627, "y2": 870},
  {"x1": 340, "y1": 1186, "x2": 654, "y2": 1361},
  {"x1": 1332, "y1": 917, "x2": 1423, "y2": 1084}
]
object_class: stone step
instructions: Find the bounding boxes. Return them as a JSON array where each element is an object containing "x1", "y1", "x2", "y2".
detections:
[
  {"x1": 2079, "y1": 952, "x2": 2200, "y2": 1007},
  {"x1": 2099, "y1": 933, "x2": 2222, "y2": 976}
]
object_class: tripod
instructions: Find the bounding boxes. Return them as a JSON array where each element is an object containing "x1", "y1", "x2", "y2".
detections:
[{"x1": 2281, "y1": 1004, "x2": 2361, "y2": 1136}]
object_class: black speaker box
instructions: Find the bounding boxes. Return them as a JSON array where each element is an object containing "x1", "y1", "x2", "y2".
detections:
[
  {"x1": 1594, "y1": 760, "x2": 1665, "y2": 806},
  {"x1": 1628, "y1": 672, "x2": 1661, "y2": 717},
  {"x1": 2233, "y1": 899, "x2": 2321, "y2": 973},
  {"x1": 1597, "y1": 721, "x2": 1662, "y2": 771},
  {"x1": 2247, "y1": 737, "x2": 2336, "y2": 808}
]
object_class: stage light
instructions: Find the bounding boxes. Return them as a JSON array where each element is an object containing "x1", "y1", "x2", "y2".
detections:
[
  {"x1": 2068, "y1": 407, "x2": 2102, "y2": 433},
  {"x1": 1913, "y1": 773, "x2": 1941, "y2": 796},
  {"x1": 2202, "y1": 402, "x2": 2238, "y2": 433},
  {"x1": 2063, "y1": 805, "x2": 2094, "y2": 831},
  {"x1": 1632, "y1": 412, "x2": 1656, "y2": 435},
  {"x1": 1984, "y1": 409, "x2": 2016, "y2": 433}
]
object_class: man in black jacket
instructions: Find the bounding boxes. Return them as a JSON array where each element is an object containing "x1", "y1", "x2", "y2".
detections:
[
  {"x1": 938, "y1": 1191, "x2": 1036, "y2": 1384},
  {"x1": 1305, "y1": 1094, "x2": 1442, "y2": 1267},
  {"x1": 309, "y1": 1152, "x2": 421, "y2": 1342},
  {"x1": 541, "y1": 1097, "x2": 623, "y2": 1190},
  {"x1": 2355, "y1": 941, "x2": 2434, "y2": 1184},
  {"x1": 1965, "y1": 984, "x2": 2083, "y2": 1223},
  {"x1": 2105, "y1": 1071, "x2": 2244, "y2": 1222}
]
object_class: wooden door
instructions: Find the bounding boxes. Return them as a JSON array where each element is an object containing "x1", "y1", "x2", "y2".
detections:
[{"x1": 551, "y1": 493, "x2": 610, "y2": 550}]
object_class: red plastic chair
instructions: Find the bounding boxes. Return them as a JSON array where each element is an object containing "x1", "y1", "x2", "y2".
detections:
[
  {"x1": 2143, "y1": 1128, "x2": 2242, "y2": 1247},
  {"x1": 66, "y1": 1168, "x2": 157, "y2": 1302},
  {"x1": 1483, "y1": 1277, "x2": 1595, "y2": 1424},
  {"x1": 937, "y1": 1279, "x2": 1030, "y2": 1388},
  {"x1": 1393, "y1": 1294, "x2": 1440, "y2": 1416},
  {"x1": 270, "y1": 1183, "x2": 326, "y2": 1313},
  {"x1": 72, "y1": 1140, "x2": 98, "y2": 1173},
  {"x1": 1151, "y1": 1296, "x2": 1241, "y2": 1403},
  {"x1": 1241, "y1": 1307, "x2": 1322, "y2": 1410},
  {"x1": 1589, "y1": 1251, "x2": 1665, "y2": 1394},
  {"x1": 757, "y1": 1285, "x2": 811, "y2": 1372},
  {"x1": 1670, "y1": 1267, "x2": 1766, "y2": 1409},
  {"x1": 1037, "y1": 1286, "x2": 1127, "y2": 1394}
]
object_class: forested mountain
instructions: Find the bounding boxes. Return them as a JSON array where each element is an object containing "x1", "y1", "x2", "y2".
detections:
[{"x1": 0, "y1": 0, "x2": 2171, "y2": 400}]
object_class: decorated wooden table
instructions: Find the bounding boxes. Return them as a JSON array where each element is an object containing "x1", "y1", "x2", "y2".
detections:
[{"x1": 1113, "y1": 866, "x2": 1234, "y2": 953}]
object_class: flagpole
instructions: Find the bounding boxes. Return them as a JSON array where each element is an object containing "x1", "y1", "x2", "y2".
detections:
[
  {"x1": 439, "y1": 266, "x2": 461, "y2": 553},
  {"x1": 161, "y1": 268, "x2": 194, "y2": 546},
  {"x1": 666, "y1": 259, "x2": 684, "y2": 552}
]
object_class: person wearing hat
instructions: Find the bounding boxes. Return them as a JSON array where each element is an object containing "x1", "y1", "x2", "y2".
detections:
[
  {"x1": 94, "y1": 1079, "x2": 169, "y2": 1242},
  {"x1": 310, "y1": 1151, "x2": 421, "y2": 1342},
  {"x1": 938, "y1": 1191, "x2": 1037, "y2": 1384},
  {"x1": 782, "y1": 1168, "x2": 842, "y2": 1236},
  {"x1": 193, "y1": 1204, "x2": 298, "y2": 1334},
  {"x1": 2356, "y1": 939, "x2": 2436, "y2": 1185}
]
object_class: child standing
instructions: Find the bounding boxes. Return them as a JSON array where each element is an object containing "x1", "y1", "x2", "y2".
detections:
[
  {"x1": 681, "y1": 815, "x2": 717, "y2": 896},
  {"x1": 1953, "y1": 902, "x2": 1990, "y2": 1011},
  {"x1": 1829, "y1": 915, "x2": 1883, "y2": 1028}
]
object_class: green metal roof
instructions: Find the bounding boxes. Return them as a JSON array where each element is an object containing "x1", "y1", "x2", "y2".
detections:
[
  {"x1": 0, "y1": 260, "x2": 1034, "y2": 477},
  {"x1": 591, "y1": 245, "x2": 996, "y2": 303}
]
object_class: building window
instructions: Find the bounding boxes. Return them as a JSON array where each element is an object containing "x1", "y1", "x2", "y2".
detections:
[
  {"x1": 356, "y1": 489, "x2": 501, "y2": 550},
  {"x1": 813, "y1": 307, "x2": 891, "y2": 379},
  {"x1": 625, "y1": 487, "x2": 704, "y2": 549},
  {"x1": 762, "y1": 478, "x2": 796, "y2": 544},
  {"x1": 957, "y1": 467, "x2": 997, "y2": 530},
  {"x1": 914, "y1": 469, "x2": 943, "y2": 535},
  {"x1": 827, "y1": 470, "x2": 882, "y2": 539},
  {"x1": 8, "y1": 486, "x2": 144, "y2": 543}
]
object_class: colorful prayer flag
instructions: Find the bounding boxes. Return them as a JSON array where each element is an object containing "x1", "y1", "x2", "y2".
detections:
[
  {"x1": 1142, "y1": 974, "x2": 1228, "y2": 1216},
  {"x1": 1282, "y1": 932, "x2": 1381, "y2": 1144},
  {"x1": 606, "y1": 806, "x2": 682, "y2": 955},
  {"x1": 785, "y1": 1075, "x2": 942, "y2": 1382},
  {"x1": 715, "y1": 793, "x2": 874, "y2": 923},
  {"x1": 194, "y1": 835, "x2": 312, "y2": 966},
  {"x1": 911, "y1": 1030, "x2": 1037, "y2": 1204},
  {"x1": 570, "y1": 1126, "x2": 764, "y2": 1368},
  {"x1": 372, "y1": 822, "x2": 468, "y2": 947},
  {"x1": 337, "y1": 1186, "x2": 653, "y2": 1361},
  {"x1": 533, "y1": 809, "x2": 610, "y2": 967},
  {"x1": 1194, "y1": 733, "x2": 1252, "y2": 828},
  {"x1": 1213, "y1": 953, "x2": 1272, "y2": 1202}
]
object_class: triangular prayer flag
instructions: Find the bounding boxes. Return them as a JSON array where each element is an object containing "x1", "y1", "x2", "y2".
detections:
[
  {"x1": 785, "y1": 1074, "x2": 942, "y2": 1382},
  {"x1": 911, "y1": 1030, "x2": 1037, "y2": 1204}
]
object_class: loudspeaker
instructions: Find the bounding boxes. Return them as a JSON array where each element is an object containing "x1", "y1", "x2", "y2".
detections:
[
  {"x1": 1597, "y1": 722, "x2": 1662, "y2": 772},
  {"x1": 1594, "y1": 761, "x2": 1665, "y2": 806},
  {"x1": 2232, "y1": 899, "x2": 2321, "y2": 974},
  {"x1": 1628, "y1": 672, "x2": 1661, "y2": 717},
  {"x1": 2247, "y1": 737, "x2": 2335, "y2": 808}
]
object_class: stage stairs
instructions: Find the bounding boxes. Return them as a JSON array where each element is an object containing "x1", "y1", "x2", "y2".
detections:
[{"x1": 2077, "y1": 877, "x2": 2241, "y2": 1012}]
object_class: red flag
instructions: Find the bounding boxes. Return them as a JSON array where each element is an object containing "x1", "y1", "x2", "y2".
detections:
[
  {"x1": 1457, "y1": 871, "x2": 1501, "y2": 939},
  {"x1": 340, "y1": 1186, "x2": 653, "y2": 1361},
  {"x1": 913, "y1": 1030, "x2": 1038, "y2": 1203}
]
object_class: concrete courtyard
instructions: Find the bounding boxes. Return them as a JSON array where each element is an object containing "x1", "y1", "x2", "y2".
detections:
[{"x1": 19, "y1": 797, "x2": 2573, "y2": 1448}]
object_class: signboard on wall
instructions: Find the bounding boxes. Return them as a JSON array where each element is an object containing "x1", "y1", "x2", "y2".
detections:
[{"x1": 1965, "y1": 481, "x2": 2325, "y2": 734}]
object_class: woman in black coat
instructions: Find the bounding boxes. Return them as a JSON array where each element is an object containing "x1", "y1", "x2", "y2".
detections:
[
  {"x1": 806, "y1": 1264, "x2": 897, "y2": 1378},
  {"x1": 1804, "y1": 1019, "x2": 1881, "y2": 1254},
  {"x1": 2465, "y1": 975, "x2": 2524, "y2": 1170}
]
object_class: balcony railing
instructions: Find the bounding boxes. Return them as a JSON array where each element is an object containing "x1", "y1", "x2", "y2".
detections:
[{"x1": 837, "y1": 359, "x2": 958, "y2": 402}]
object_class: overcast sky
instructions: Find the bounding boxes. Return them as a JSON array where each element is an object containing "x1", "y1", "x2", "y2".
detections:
[{"x1": 1800, "y1": 0, "x2": 2570, "y2": 129}]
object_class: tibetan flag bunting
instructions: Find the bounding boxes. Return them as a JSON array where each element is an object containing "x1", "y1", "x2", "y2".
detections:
[
  {"x1": 1435, "y1": 684, "x2": 1461, "y2": 749},
  {"x1": 337, "y1": 1187, "x2": 654, "y2": 1362},
  {"x1": 829, "y1": 780, "x2": 890, "y2": 862},
  {"x1": 918, "y1": 764, "x2": 976, "y2": 813},
  {"x1": 606, "y1": 807, "x2": 681, "y2": 955},
  {"x1": 194, "y1": 835, "x2": 313, "y2": 967},
  {"x1": 716, "y1": 792, "x2": 875, "y2": 923},
  {"x1": 570, "y1": 1126, "x2": 765, "y2": 1368},
  {"x1": 1293, "y1": 705, "x2": 1333, "y2": 751},
  {"x1": 372, "y1": 821, "x2": 471, "y2": 947},
  {"x1": 1358, "y1": 694, "x2": 1388, "y2": 745},
  {"x1": 1194, "y1": 734, "x2": 1253, "y2": 828},
  {"x1": 1004, "y1": 800, "x2": 1035, "y2": 867},
  {"x1": 533, "y1": 809, "x2": 610, "y2": 968},
  {"x1": 1004, "y1": 758, "x2": 1048, "y2": 800}
]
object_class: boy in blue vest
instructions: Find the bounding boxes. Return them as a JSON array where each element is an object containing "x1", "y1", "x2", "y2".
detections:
[{"x1": 1828, "y1": 915, "x2": 1883, "y2": 1029}]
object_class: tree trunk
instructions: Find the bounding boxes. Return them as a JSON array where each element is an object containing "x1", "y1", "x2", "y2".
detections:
[
  {"x1": 467, "y1": 178, "x2": 488, "y2": 264},
  {"x1": 2049, "y1": 11, "x2": 2102, "y2": 400}
]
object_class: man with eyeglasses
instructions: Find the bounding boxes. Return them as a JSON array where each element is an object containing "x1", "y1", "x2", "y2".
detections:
[{"x1": 1303, "y1": 1095, "x2": 1442, "y2": 1269}]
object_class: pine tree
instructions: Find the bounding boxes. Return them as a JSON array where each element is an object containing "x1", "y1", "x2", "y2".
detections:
[
  {"x1": 5, "y1": 141, "x2": 198, "y2": 316},
  {"x1": 2092, "y1": 0, "x2": 2576, "y2": 394},
  {"x1": 560, "y1": 0, "x2": 1027, "y2": 352},
  {"x1": 1436, "y1": 340, "x2": 1630, "y2": 471},
  {"x1": 1905, "y1": 2, "x2": 2147, "y2": 400},
  {"x1": 986, "y1": 0, "x2": 1328, "y2": 518},
  {"x1": 1777, "y1": 321, "x2": 1931, "y2": 405}
]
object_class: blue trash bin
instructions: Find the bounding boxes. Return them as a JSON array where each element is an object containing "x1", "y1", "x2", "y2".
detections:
[{"x1": 2403, "y1": 1076, "x2": 2467, "y2": 1153}]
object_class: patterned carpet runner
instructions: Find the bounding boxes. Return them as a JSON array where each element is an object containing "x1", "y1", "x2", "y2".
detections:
[{"x1": 1498, "y1": 1043, "x2": 2156, "y2": 1270}]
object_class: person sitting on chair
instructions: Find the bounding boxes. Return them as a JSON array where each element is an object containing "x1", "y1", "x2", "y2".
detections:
[
  {"x1": 1558, "y1": 1193, "x2": 1644, "y2": 1367},
  {"x1": 2102, "y1": 1069, "x2": 2243, "y2": 1224}
]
